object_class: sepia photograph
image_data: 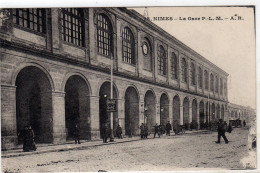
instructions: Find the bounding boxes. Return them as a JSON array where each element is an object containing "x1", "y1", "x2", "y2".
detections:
[{"x1": 0, "y1": 1, "x2": 257, "y2": 172}]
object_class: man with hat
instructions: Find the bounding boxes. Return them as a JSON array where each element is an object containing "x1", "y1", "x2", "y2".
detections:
[{"x1": 216, "y1": 119, "x2": 229, "y2": 144}]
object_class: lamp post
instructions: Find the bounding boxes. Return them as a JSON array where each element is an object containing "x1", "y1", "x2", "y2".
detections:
[{"x1": 110, "y1": 54, "x2": 114, "y2": 142}]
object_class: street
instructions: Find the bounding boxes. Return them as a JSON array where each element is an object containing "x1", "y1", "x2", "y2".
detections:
[{"x1": 2, "y1": 128, "x2": 253, "y2": 172}]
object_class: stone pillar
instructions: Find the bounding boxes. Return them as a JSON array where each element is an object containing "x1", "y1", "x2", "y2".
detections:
[
  {"x1": 180, "y1": 101, "x2": 184, "y2": 125},
  {"x1": 139, "y1": 94, "x2": 145, "y2": 125},
  {"x1": 1, "y1": 85, "x2": 17, "y2": 150},
  {"x1": 117, "y1": 97, "x2": 125, "y2": 134},
  {"x1": 187, "y1": 58, "x2": 190, "y2": 90},
  {"x1": 156, "y1": 103, "x2": 160, "y2": 124},
  {"x1": 168, "y1": 102, "x2": 173, "y2": 125},
  {"x1": 189, "y1": 102, "x2": 192, "y2": 123},
  {"x1": 52, "y1": 91, "x2": 66, "y2": 144},
  {"x1": 89, "y1": 95, "x2": 100, "y2": 140},
  {"x1": 197, "y1": 104, "x2": 200, "y2": 128},
  {"x1": 51, "y1": 8, "x2": 61, "y2": 54},
  {"x1": 154, "y1": 41, "x2": 158, "y2": 82},
  {"x1": 204, "y1": 102, "x2": 207, "y2": 123}
]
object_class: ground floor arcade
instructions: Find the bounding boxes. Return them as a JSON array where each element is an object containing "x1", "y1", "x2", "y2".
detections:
[{"x1": 1, "y1": 54, "x2": 228, "y2": 150}]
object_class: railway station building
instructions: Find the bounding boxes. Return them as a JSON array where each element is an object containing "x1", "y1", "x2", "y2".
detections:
[{"x1": 1, "y1": 8, "x2": 231, "y2": 149}]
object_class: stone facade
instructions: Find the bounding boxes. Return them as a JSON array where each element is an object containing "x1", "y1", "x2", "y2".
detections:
[
  {"x1": 228, "y1": 103, "x2": 255, "y2": 125},
  {"x1": 1, "y1": 8, "x2": 232, "y2": 150}
]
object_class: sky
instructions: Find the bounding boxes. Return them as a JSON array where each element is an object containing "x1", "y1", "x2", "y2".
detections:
[{"x1": 131, "y1": 7, "x2": 256, "y2": 109}]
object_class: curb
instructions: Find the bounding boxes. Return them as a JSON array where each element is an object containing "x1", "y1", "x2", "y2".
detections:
[{"x1": 2, "y1": 130, "x2": 209, "y2": 158}]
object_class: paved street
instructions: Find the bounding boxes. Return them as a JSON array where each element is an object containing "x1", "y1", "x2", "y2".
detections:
[{"x1": 2, "y1": 128, "x2": 253, "y2": 172}]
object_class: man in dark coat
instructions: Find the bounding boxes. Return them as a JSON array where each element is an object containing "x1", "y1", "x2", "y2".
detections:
[
  {"x1": 74, "y1": 124, "x2": 80, "y2": 144},
  {"x1": 140, "y1": 123, "x2": 145, "y2": 139},
  {"x1": 165, "y1": 121, "x2": 172, "y2": 136},
  {"x1": 216, "y1": 119, "x2": 228, "y2": 144},
  {"x1": 19, "y1": 126, "x2": 37, "y2": 152},
  {"x1": 116, "y1": 124, "x2": 122, "y2": 139},
  {"x1": 243, "y1": 120, "x2": 246, "y2": 127},
  {"x1": 144, "y1": 124, "x2": 148, "y2": 138},
  {"x1": 101, "y1": 122, "x2": 109, "y2": 143},
  {"x1": 153, "y1": 123, "x2": 160, "y2": 138}
]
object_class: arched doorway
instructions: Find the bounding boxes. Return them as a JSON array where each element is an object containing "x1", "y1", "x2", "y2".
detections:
[
  {"x1": 144, "y1": 90, "x2": 156, "y2": 133},
  {"x1": 65, "y1": 75, "x2": 90, "y2": 140},
  {"x1": 206, "y1": 102, "x2": 209, "y2": 122},
  {"x1": 221, "y1": 105, "x2": 224, "y2": 120},
  {"x1": 199, "y1": 101, "x2": 205, "y2": 124},
  {"x1": 125, "y1": 86, "x2": 139, "y2": 135},
  {"x1": 216, "y1": 104, "x2": 220, "y2": 119},
  {"x1": 16, "y1": 66, "x2": 53, "y2": 143},
  {"x1": 99, "y1": 82, "x2": 118, "y2": 137},
  {"x1": 183, "y1": 97, "x2": 189, "y2": 124},
  {"x1": 192, "y1": 99, "x2": 197, "y2": 122},
  {"x1": 160, "y1": 93, "x2": 169, "y2": 126},
  {"x1": 172, "y1": 95, "x2": 180, "y2": 124}
]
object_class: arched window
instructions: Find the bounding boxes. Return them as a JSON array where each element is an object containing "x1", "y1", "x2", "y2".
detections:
[
  {"x1": 198, "y1": 67, "x2": 203, "y2": 88},
  {"x1": 215, "y1": 75, "x2": 219, "y2": 93},
  {"x1": 13, "y1": 8, "x2": 46, "y2": 33},
  {"x1": 158, "y1": 46, "x2": 166, "y2": 75},
  {"x1": 97, "y1": 13, "x2": 113, "y2": 56},
  {"x1": 220, "y1": 78, "x2": 223, "y2": 95},
  {"x1": 122, "y1": 27, "x2": 135, "y2": 64},
  {"x1": 61, "y1": 8, "x2": 85, "y2": 46},
  {"x1": 190, "y1": 62, "x2": 196, "y2": 85},
  {"x1": 171, "y1": 52, "x2": 178, "y2": 79},
  {"x1": 181, "y1": 58, "x2": 187, "y2": 83},
  {"x1": 210, "y1": 74, "x2": 214, "y2": 92},
  {"x1": 204, "y1": 70, "x2": 208, "y2": 90}
]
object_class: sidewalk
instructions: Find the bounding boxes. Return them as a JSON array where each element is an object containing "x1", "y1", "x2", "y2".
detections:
[{"x1": 1, "y1": 130, "x2": 209, "y2": 158}]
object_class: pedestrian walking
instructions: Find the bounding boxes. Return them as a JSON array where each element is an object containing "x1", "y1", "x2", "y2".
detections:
[
  {"x1": 101, "y1": 122, "x2": 109, "y2": 143},
  {"x1": 140, "y1": 123, "x2": 145, "y2": 139},
  {"x1": 216, "y1": 119, "x2": 229, "y2": 144},
  {"x1": 144, "y1": 124, "x2": 148, "y2": 138},
  {"x1": 243, "y1": 120, "x2": 246, "y2": 127},
  {"x1": 19, "y1": 126, "x2": 37, "y2": 152},
  {"x1": 116, "y1": 124, "x2": 123, "y2": 139},
  {"x1": 153, "y1": 123, "x2": 160, "y2": 138},
  {"x1": 165, "y1": 121, "x2": 172, "y2": 136},
  {"x1": 74, "y1": 124, "x2": 80, "y2": 144}
]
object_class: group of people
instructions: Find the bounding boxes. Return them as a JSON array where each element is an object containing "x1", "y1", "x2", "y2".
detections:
[
  {"x1": 18, "y1": 119, "x2": 246, "y2": 152},
  {"x1": 18, "y1": 126, "x2": 37, "y2": 152}
]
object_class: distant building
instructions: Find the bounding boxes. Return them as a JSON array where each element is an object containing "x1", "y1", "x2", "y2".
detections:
[
  {"x1": 228, "y1": 103, "x2": 255, "y2": 125},
  {"x1": 1, "y1": 8, "x2": 234, "y2": 149}
]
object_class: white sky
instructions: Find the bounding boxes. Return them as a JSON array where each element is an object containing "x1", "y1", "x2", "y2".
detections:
[{"x1": 131, "y1": 7, "x2": 256, "y2": 109}]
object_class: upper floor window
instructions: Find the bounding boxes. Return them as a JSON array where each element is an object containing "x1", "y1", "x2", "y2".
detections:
[
  {"x1": 215, "y1": 76, "x2": 219, "y2": 93},
  {"x1": 210, "y1": 73, "x2": 214, "y2": 92},
  {"x1": 204, "y1": 70, "x2": 208, "y2": 90},
  {"x1": 190, "y1": 62, "x2": 196, "y2": 85},
  {"x1": 171, "y1": 52, "x2": 178, "y2": 79},
  {"x1": 97, "y1": 13, "x2": 113, "y2": 56},
  {"x1": 122, "y1": 27, "x2": 135, "y2": 64},
  {"x1": 198, "y1": 67, "x2": 203, "y2": 88},
  {"x1": 158, "y1": 46, "x2": 166, "y2": 75},
  {"x1": 61, "y1": 8, "x2": 85, "y2": 47},
  {"x1": 12, "y1": 8, "x2": 46, "y2": 33},
  {"x1": 220, "y1": 78, "x2": 223, "y2": 95},
  {"x1": 181, "y1": 58, "x2": 187, "y2": 83}
]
